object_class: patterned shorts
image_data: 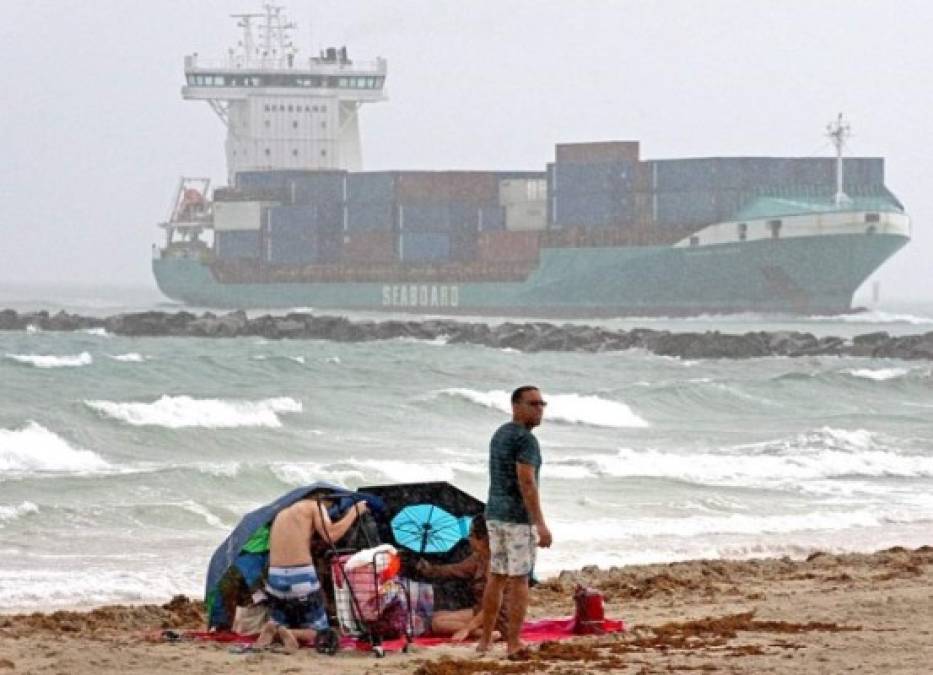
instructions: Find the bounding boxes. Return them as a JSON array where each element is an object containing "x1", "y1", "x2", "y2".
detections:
[
  {"x1": 264, "y1": 564, "x2": 329, "y2": 631},
  {"x1": 487, "y1": 520, "x2": 536, "y2": 577}
]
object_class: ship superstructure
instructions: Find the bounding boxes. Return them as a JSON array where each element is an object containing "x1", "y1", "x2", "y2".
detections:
[
  {"x1": 183, "y1": 4, "x2": 386, "y2": 179},
  {"x1": 152, "y1": 7, "x2": 910, "y2": 316}
]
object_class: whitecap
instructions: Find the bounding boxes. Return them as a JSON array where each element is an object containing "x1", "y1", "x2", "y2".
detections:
[
  {"x1": 0, "y1": 422, "x2": 110, "y2": 473},
  {"x1": 84, "y1": 328, "x2": 111, "y2": 337},
  {"x1": 546, "y1": 432, "x2": 933, "y2": 486},
  {"x1": 440, "y1": 388, "x2": 650, "y2": 428},
  {"x1": 0, "y1": 501, "x2": 39, "y2": 524},
  {"x1": 108, "y1": 353, "x2": 145, "y2": 363},
  {"x1": 84, "y1": 395, "x2": 303, "y2": 429},
  {"x1": 845, "y1": 367, "x2": 909, "y2": 381},
  {"x1": 5, "y1": 352, "x2": 93, "y2": 368}
]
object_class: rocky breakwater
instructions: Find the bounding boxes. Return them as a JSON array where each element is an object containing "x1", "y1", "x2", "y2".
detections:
[{"x1": 3, "y1": 308, "x2": 933, "y2": 360}]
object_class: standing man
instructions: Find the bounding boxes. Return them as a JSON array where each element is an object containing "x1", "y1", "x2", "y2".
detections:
[{"x1": 477, "y1": 385, "x2": 552, "y2": 658}]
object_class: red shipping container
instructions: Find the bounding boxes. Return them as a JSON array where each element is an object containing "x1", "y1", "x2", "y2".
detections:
[
  {"x1": 343, "y1": 232, "x2": 397, "y2": 263},
  {"x1": 446, "y1": 171, "x2": 498, "y2": 202},
  {"x1": 396, "y1": 172, "x2": 451, "y2": 203},
  {"x1": 477, "y1": 231, "x2": 541, "y2": 262},
  {"x1": 556, "y1": 141, "x2": 640, "y2": 164}
]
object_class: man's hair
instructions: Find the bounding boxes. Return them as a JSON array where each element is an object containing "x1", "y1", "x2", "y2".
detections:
[
  {"x1": 469, "y1": 514, "x2": 488, "y2": 539},
  {"x1": 511, "y1": 385, "x2": 540, "y2": 405}
]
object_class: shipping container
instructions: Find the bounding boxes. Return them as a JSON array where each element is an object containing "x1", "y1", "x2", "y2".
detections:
[
  {"x1": 479, "y1": 205, "x2": 506, "y2": 232},
  {"x1": 446, "y1": 171, "x2": 498, "y2": 202},
  {"x1": 552, "y1": 192, "x2": 636, "y2": 228},
  {"x1": 505, "y1": 202, "x2": 547, "y2": 231},
  {"x1": 551, "y1": 160, "x2": 636, "y2": 196},
  {"x1": 399, "y1": 232, "x2": 450, "y2": 263},
  {"x1": 213, "y1": 200, "x2": 268, "y2": 231},
  {"x1": 396, "y1": 172, "x2": 452, "y2": 203},
  {"x1": 449, "y1": 230, "x2": 479, "y2": 262},
  {"x1": 346, "y1": 201, "x2": 397, "y2": 232},
  {"x1": 477, "y1": 231, "x2": 541, "y2": 262},
  {"x1": 347, "y1": 172, "x2": 397, "y2": 203},
  {"x1": 214, "y1": 186, "x2": 286, "y2": 202},
  {"x1": 291, "y1": 171, "x2": 347, "y2": 206},
  {"x1": 215, "y1": 230, "x2": 260, "y2": 259},
  {"x1": 342, "y1": 231, "x2": 396, "y2": 263},
  {"x1": 398, "y1": 204, "x2": 452, "y2": 231},
  {"x1": 499, "y1": 178, "x2": 548, "y2": 206},
  {"x1": 265, "y1": 228, "x2": 341, "y2": 265},
  {"x1": 268, "y1": 205, "x2": 317, "y2": 229},
  {"x1": 556, "y1": 141, "x2": 640, "y2": 164}
]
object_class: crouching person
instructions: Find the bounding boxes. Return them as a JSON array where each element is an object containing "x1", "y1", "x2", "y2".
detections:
[{"x1": 254, "y1": 495, "x2": 369, "y2": 652}]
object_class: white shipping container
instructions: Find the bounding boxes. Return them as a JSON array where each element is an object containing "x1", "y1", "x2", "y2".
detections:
[
  {"x1": 213, "y1": 201, "x2": 270, "y2": 231},
  {"x1": 505, "y1": 201, "x2": 547, "y2": 231},
  {"x1": 499, "y1": 179, "x2": 548, "y2": 207}
]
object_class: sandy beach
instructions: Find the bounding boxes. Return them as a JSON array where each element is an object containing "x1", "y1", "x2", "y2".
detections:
[{"x1": 1, "y1": 546, "x2": 931, "y2": 674}]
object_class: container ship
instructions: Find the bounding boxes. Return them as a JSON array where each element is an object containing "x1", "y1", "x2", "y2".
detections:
[{"x1": 153, "y1": 6, "x2": 910, "y2": 316}]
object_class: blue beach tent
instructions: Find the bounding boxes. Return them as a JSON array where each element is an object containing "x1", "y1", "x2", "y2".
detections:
[{"x1": 205, "y1": 481, "x2": 356, "y2": 629}]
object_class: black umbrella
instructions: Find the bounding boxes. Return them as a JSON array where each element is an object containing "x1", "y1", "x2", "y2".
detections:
[{"x1": 359, "y1": 481, "x2": 486, "y2": 611}]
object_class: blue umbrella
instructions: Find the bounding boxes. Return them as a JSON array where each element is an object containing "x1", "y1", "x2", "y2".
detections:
[{"x1": 391, "y1": 503, "x2": 473, "y2": 554}]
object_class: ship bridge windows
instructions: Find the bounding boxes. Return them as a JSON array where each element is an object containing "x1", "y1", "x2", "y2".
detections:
[
  {"x1": 865, "y1": 213, "x2": 881, "y2": 223},
  {"x1": 187, "y1": 73, "x2": 381, "y2": 89},
  {"x1": 768, "y1": 219, "x2": 782, "y2": 239}
]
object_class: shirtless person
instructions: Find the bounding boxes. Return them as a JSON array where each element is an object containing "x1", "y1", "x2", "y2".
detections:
[{"x1": 254, "y1": 495, "x2": 368, "y2": 652}]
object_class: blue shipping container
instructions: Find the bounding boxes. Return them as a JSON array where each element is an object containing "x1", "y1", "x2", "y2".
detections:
[
  {"x1": 347, "y1": 202, "x2": 397, "y2": 232},
  {"x1": 399, "y1": 232, "x2": 450, "y2": 263},
  {"x1": 551, "y1": 160, "x2": 636, "y2": 196},
  {"x1": 553, "y1": 193, "x2": 635, "y2": 227},
  {"x1": 348, "y1": 172, "x2": 397, "y2": 203},
  {"x1": 399, "y1": 204, "x2": 451, "y2": 232}
]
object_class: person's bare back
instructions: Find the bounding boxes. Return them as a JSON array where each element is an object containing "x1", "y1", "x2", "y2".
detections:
[{"x1": 267, "y1": 499, "x2": 323, "y2": 567}]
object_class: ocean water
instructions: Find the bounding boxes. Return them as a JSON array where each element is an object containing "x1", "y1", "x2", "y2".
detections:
[{"x1": 1, "y1": 286, "x2": 933, "y2": 611}]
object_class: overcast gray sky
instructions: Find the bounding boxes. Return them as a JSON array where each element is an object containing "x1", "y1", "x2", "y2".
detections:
[{"x1": 1, "y1": 1, "x2": 930, "y2": 301}]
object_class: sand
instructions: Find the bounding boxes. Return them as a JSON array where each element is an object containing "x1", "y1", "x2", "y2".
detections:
[{"x1": 1, "y1": 546, "x2": 931, "y2": 674}]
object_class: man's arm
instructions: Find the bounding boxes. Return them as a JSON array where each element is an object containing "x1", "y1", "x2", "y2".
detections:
[
  {"x1": 516, "y1": 463, "x2": 552, "y2": 547},
  {"x1": 313, "y1": 501, "x2": 368, "y2": 544},
  {"x1": 416, "y1": 552, "x2": 480, "y2": 579}
]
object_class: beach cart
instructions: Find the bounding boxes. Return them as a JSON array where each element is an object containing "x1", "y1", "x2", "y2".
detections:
[{"x1": 320, "y1": 545, "x2": 413, "y2": 657}]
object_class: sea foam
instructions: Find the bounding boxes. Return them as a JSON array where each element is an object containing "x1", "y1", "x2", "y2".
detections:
[
  {"x1": 0, "y1": 422, "x2": 110, "y2": 473},
  {"x1": 84, "y1": 395, "x2": 303, "y2": 428},
  {"x1": 547, "y1": 429, "x2": 933, "y2": 486},
  {"x1": 108, "y1": 353, "x2": 146, "y2": 363},
  {"x1": 0, "y1": 501, "x2": 39, "y2": 524},
  {"x1": 845, "y1": 367, "x2": 910, "y2": 381},
  {"x1": 441, "y1": 388, "x2": 649, "y2": 428},
  {"x1": 5, "y1": 352, "x2": 93, "y2": 368}
]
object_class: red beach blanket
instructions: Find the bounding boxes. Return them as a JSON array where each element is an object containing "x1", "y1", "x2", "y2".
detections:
[{"x1": 187, "y1": 615, "x2": 625, "y2": 653}]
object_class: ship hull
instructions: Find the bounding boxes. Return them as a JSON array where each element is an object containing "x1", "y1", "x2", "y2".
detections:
[{"x1": 153, "y1": 232, "x2": 908, "y2": 316}]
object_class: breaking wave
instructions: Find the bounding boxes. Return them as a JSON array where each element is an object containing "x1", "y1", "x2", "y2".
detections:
[
  {"x1": 844, "y1": 367, "x2": 910, "y2": 381},
  {"x1": 441, "y1": 389, "x2": 649, "y2": 428},
  {"x1": 0, "y1": 422, "x2": 110, "y2": 473},
  {"x1": 5, "y1": 352, "x2": 93, "y2": 368},
  {"x1": 84, "y1": 395, "x2": 303, "y2": 429},
  {"x1": 108, "y1": 353, "x2": 145, "y2": 363},
  {"x1": 547, "y1": 428, "x2": 933, "y2": 485},
  {"x1": 0, "y1": 501, "x2": 39, "y2": 524}
]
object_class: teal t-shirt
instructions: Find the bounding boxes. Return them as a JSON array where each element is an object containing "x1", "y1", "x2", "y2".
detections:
[{"x1": 485, "y1": 421, "x2": 542, "y2": 524}]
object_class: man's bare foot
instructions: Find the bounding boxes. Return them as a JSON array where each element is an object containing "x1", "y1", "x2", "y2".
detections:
[
  {"x1": 276, "y1": 626, "x2": 300, "y2": 654},
  {"x1": 253, "y1": 620, "x2": 278, "y2": 650}
]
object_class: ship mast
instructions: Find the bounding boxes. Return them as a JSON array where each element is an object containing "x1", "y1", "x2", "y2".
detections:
[{"x1": 826, "y1": 113, "x2": 852, "y2": 206}]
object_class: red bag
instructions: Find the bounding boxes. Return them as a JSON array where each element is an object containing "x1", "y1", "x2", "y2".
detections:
[{"x1": 573, "y1": 585, "x2": 605, "y2": 635}]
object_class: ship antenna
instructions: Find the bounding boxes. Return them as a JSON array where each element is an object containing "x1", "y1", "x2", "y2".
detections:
[{"x1": 826, "y1": 113, "x2": 852, "y2": 207}]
